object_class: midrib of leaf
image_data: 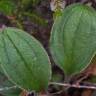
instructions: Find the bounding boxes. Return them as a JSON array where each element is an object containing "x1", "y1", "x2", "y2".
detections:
[
  {"x1": 69, "y1": 10, "x2": 83, "y2": 73},
  {"x1": 13, "y1": 30, "x2": 50, "y2": 73},
  {"x1": 1, "y1": 31, "x2": 26, "y2": 85},
  {"x1": 12, "y1": 31, "x2": 38, "y2": 62},
  {"x1": 13, "y1": 30, "x2": 51, "y2": 86},
  {"x1": 5, "y1": 30, "x2": 47, "y2": 86},
  {"x1": 12, "y1": 30, "x2": 51, "y2": 89},
  {"x1": 51, "y1": 5, "x2": 78, "y2": 68},
  {"x1": 12, "y1": 31, "x2": 43, "y2": 72},
  {"x1": 4, "y1": 32, "x2": 33, "y2": 77},
  {"x1": 62, "y1": 7, "x2": 79, "y2": 66}
]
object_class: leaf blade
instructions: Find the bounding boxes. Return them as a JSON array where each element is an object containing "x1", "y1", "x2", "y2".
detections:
[
  {"x1": 50, "y1": 4, "x2": 96, "y2": 75},
  {"x1": 0, "y1": 27, "x2": 51, "y2": 92}
]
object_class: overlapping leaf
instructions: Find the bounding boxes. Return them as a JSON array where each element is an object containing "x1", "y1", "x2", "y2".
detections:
[
  {"x1": 50, "y1": 4, "x2": 96, "y2": 76},
  {"x1": 0, "y1": 27, "x2": 51, "y2": 92}
]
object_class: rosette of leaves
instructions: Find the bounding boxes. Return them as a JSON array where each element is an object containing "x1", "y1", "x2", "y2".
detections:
[
  {"x1": 0, "y1": 27, "x2": 51, "y2": 92},
  {"x1": 50, "y1": 3, "x2": 96, "y2": 78}
]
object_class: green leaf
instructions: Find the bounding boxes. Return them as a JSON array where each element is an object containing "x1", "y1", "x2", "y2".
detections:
[
  {"x1": 0, "y1": 0, "x2": 15, "y2": 15},
  {"x1": 0, "y1": 27, "x2": 51, "y2": 92},
  {"x1": 50, "y1": 4, "x2": 96, "y2": 76}
]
